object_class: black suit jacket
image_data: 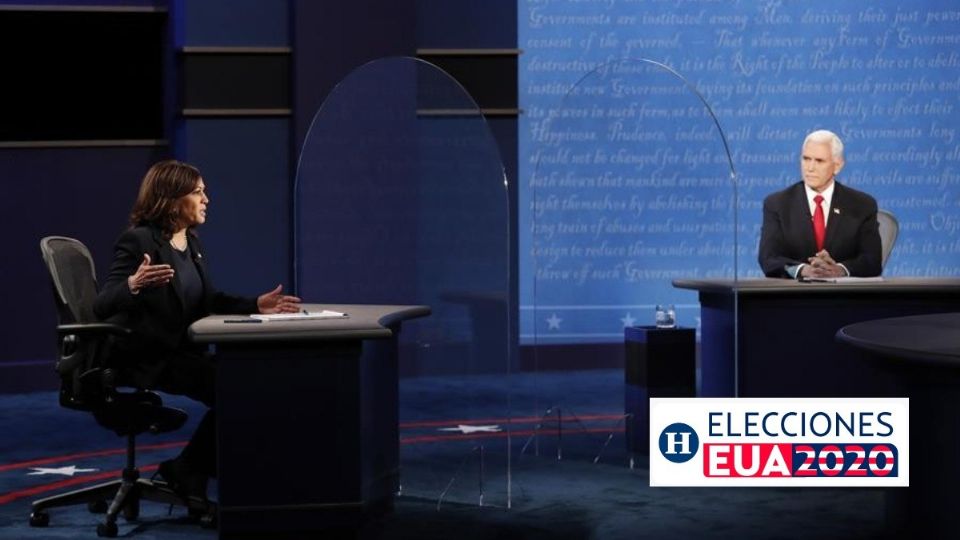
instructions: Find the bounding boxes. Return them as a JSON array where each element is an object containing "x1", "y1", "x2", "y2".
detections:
[
  {"x1": 94, "y1": 225, "x2": 256, "y2": 383},
  {"x1": 758, "y1": 181, "x2": 882, "y2": 278}
]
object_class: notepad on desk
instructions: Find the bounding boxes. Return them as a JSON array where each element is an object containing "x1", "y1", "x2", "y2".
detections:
[
  {"x1": 250, "y1": 310, "x2": 347, "y2": 321},
  {"x1": 800, "y1": 276, "x2": 885, "y2": 284}
]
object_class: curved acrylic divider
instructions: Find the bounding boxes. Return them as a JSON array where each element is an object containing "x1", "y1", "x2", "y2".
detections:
[
  {"x1": 295, "y1": 57, "x2": 512, "y2": 507},
  {"x1": 522, "y1": 58, "x2": 737, "y2": 466}
]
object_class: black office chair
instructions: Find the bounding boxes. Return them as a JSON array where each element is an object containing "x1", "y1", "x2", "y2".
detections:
[{"x1": 31, "y1": 236, "x2": 213, "y2": 537}]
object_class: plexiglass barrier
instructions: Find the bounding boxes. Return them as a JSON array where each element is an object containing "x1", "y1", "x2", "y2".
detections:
[
  {"x1": 521, "y1": 58, "x2": 738, "y2": 466},
  {"x1": 295, "y1": 57, "x2": 512, "y2": 507}
]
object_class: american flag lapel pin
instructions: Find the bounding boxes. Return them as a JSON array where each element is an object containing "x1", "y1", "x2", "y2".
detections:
[{"x1": 833, "y1": 208, "x2": 840, "y2": 215}]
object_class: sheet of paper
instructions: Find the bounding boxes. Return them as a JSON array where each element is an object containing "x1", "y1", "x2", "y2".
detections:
[
  {"x1": 250, "y1": 310, "x2": 347, "y2": 321},
  {"x1": 803, "y1": 277, "x2": 885, "y2": 283}
]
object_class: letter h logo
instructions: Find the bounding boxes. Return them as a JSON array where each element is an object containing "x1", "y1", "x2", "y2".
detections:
[
  {"x1": 663, "y1": 431, "x2": 692, "y2": 455},
  {"x1": 659, "y1": 422, "x2": 699, "y2": 463}
]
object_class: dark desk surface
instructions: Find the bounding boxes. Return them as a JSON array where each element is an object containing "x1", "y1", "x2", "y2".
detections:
[
  {"x1": 673, "y1": 277, "x2": 960, "y2": 295},
  {"x1": 188, "y1": 303, "x2": 430, "y2": 343},
  {"x1": 836, "y1": 312, "x2": 960, "y2": 534},
  {"x1": 836, "y1": 312, "x2": 960, "y2": 367}
]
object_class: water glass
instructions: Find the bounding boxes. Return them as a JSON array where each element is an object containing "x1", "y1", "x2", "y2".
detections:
[{"x1": 655, "y1": 304, "x2": 676, "y2": 328}]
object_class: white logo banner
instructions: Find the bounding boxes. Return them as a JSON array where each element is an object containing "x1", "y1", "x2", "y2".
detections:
[{"x1": 650, "y1": 398, "x2": 909, "y2": 487}]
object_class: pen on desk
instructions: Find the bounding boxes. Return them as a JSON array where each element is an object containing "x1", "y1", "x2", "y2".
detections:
[
  {"x1": 224, "y1": 318, "x2": 261, "y2": 324},
  {"x1": 302, "y1": 309, "x2": 309, "y2": 315}
]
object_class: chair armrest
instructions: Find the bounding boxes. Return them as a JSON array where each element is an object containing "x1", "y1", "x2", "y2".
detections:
[
  {"x1": 54, "y1": 324, "x2": 133, "y2": 404},
  {"x1": 57, "y1": 323, "x2": 132, "y2": 338}
]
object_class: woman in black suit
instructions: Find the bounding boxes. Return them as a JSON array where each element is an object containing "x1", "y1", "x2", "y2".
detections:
[{"x1": 94, "y1": 160, "x2": 301, "y2": 499}]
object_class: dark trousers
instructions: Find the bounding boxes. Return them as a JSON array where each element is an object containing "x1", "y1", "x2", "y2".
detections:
[
  {"x1": 155, "y1": 350, "x2": 216, "y2": 477},
  {"x1": 115, "y1": 338, "x2": 217, "y2": 477}
]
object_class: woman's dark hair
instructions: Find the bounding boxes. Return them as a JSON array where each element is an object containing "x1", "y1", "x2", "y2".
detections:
[{"x1": 128, "y1": 160, "x2": 202, "y2": 238}]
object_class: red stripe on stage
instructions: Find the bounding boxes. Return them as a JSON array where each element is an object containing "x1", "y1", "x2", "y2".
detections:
[
  {"x1": 0, "y1": 464, "x2": 159, "y2": 505},
  {"x1": 1, "y1": 412, "x2": 628, "y2": 505},
  {"x1": 0, "y1": 442, "x2": 185, "y2": 473},
  {"x1": 400, "y1": 413, "x2": 625, "y2": 429},
  {"x1": 401, "y1": 426, "x2": 624, "y2": 444}
]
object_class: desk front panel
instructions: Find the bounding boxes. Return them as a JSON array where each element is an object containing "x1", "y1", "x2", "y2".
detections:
[
  {"x1": 696, "y1": 286, "x2": 960, "y2": 397},
  {"x1": 215, "y1": 337, "x2": 399, "y2": 537}
]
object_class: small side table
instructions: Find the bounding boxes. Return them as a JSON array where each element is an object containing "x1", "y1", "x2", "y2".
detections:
[{"x1": 624, "y1": 326, "x2": 696, "y2": 454}]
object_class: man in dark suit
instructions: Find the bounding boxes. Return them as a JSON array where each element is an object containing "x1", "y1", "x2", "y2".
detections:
[{"x1": 758, "y1": 130, "x2": 882, "y2": 279}]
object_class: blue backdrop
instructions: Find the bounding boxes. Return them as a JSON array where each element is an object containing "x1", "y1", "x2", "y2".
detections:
[{"x1": 519, "y1": 0, "x2": 960, "y2": 343}]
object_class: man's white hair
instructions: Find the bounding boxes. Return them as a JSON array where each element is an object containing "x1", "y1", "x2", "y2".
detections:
[{"x1": 803, "y1": 129, "x2": 844, "y2": 160}]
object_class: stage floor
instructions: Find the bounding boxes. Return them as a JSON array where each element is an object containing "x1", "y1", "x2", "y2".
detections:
[{"x1": 0, "y1": 369, "x2": 886, "y2": 539}]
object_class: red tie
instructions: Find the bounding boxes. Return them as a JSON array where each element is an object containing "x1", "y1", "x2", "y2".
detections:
[{"x1": 812, "y1": 194, "x2": 826, "y2": 251}]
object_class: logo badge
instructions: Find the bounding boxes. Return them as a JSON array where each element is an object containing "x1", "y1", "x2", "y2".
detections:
[
  {"x1": 658, "y1": 422, "x2": 699, "y2": 463},
  {"x1": 650, "y1": 398, "x2": 909, "y2": 487}
]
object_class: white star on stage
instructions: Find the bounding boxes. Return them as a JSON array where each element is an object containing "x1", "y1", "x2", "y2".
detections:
[
  {"x1": 546, "y1": 313, "x2": 563, "y2": 330},
  {"x1": 438, "y1": 424, "x2": 502, "y2": 434},
  {"x1": 28, "y1": 465, "x2": 98, "y2": 476},
  {"x1": 621, "y1": 312, "x2": 637, "y2": 327}
]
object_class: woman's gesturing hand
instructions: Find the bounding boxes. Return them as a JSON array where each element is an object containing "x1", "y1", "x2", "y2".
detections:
[
  {"x1": 257, "y1": 284, "x2": 302, "y2": 314},
  {"x1": 127, "y1": 253, "x2": 175, "y2": 294}
]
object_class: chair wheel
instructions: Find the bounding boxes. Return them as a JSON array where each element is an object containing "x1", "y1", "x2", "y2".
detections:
[
  {"x1": 29, "y1": 511, "x2": 49, "y2": 527},
  {"x1": 88, "y1": 499, "x2": 108, "y2": 513},
  {"x1": 97, "y1": 521, "x2": 118, "y2": 537},
  {"x1": 199, "y1": 512, "x2": 217, "y2": 529}
]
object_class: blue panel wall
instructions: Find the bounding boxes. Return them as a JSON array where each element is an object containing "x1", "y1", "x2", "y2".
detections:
[
  {"x1": 0, "y1": 148, "x2": 167, "y2": 377},
  {"x1": 170, "y1": 0, "x2": 292, "y2": 294},
  {"x1": 179, "y1": 0, "x2": 288, "y2": 46},
  {"x1": 0, "y1": 0, "x2": 172, "y2": 392},
  {"x1": 417, "y1": 0, "x2": 516, "y2": 48},
  {"x1": 177, "y1": 119, "x2": 290, "y2": 296},
  {"x1": 9, "y1": 0, "x2": 161, "y2": 7},
  {"x1": 292, "y1": 0, "x2": 416, "y2": 153},
  {"x1": 416, "y1": 0, "x2": 520, "y2": 373}
]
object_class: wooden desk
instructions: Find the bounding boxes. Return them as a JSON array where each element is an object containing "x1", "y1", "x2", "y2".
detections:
[
  {"x1": 672, "y1": 278, "x2": 960, "y2": 397},
  {"x1": 837, "y1": 313, "x2": 960, "y2": 536},
  {"x1": 189, "y1": 304, "x2": 430, "y2": 539}
]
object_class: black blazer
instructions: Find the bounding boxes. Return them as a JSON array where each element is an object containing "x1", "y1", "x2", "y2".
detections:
[
  {"x1": 94, "y1": 225, "x2": 257, "y2": 353},
  {"x1": 758, "y1": 181, "x2": 882, "y2": 278}
]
